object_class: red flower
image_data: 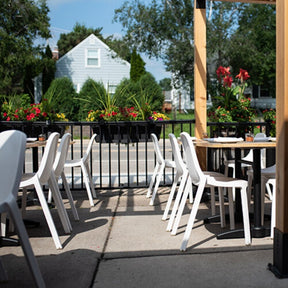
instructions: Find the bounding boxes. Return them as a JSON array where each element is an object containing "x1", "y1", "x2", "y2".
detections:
[
  {"x1": 223, "y1": 75, "x2": 233, "y2": 88},
  {"x1": 236, "y1": 69, "x2": 250, "y2": 82}
]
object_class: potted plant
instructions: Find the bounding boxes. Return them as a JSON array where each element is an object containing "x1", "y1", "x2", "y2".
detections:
[
  {"x1": 86, "y1": 105, "x2": 169, "y2": 143},
  {"x1": 1, "y1": 95, "x2": 69, "y2": 137}
]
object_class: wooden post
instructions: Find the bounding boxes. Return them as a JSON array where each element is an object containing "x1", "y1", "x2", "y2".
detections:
[
  {"x1": 268, "y1": 0, "x2": 288, "y2": 278},
  {"x1": 194, "y1": 0, "x2": 207, "y2": 170}
]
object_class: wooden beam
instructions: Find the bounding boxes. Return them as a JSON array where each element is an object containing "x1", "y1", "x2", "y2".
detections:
[
  {"x1": 268, "y1": 0, "x2": 288, "y2": 278},
  {"x1": 212, "y1": 0, "x2": 275, "y2": 4},
  {"x1": 194, "y1": 0, "x2": 207, "y2": 139},
  {"x1": 194, "y1": 0, "x2": 207, "y2": 170}
]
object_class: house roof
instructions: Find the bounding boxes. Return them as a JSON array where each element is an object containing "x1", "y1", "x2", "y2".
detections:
[{"x1": 56, "y1": 34, "x2": 130, "y2": 67}]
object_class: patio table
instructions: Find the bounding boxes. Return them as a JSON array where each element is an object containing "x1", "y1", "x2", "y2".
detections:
[{"x1": 194, "y1": 139, "x2": 276, "y2": 239}]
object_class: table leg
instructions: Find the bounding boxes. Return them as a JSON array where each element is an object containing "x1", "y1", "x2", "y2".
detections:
[{"x1": 251, "y1": 149, "x2": 270, "y2": 238}]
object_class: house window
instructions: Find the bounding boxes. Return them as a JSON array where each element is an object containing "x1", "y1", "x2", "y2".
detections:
[{"x1": 86, "y1": 49, "x2": 100, "y2": 67}]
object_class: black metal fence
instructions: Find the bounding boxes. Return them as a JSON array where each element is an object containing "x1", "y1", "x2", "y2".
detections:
[{"x1": 0, "y1": 120, "x2": 274, "y2": 190}]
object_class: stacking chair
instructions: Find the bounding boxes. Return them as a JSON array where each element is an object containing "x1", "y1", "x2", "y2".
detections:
[
  {"x1": 20, "y1": 132, "x2": 72, "y2": 249},
  {"x1": 247, "y1": 164, "x2": 275, "y2": 207},
  {"x1": 64, "y1": 134, "x2": 97, "y2": 207},
  {"x1": 162, "y1": 133, "x2": 192, "y2": 223},
  {"x1": 48, "y1": 133, "x2": 79, "y2": 221},
  {"x1": 0, "y1": 130, "x2": 45, "y2": 287},
  {"x1": 224, "y1": 132, "x2": 267, "y2": 199},
  {"x1": 178, "y1": 132, "x2": 251, "y2": 251},
  {"x1": 146, "y1": 133, "x2": 176, "y2": 206}
]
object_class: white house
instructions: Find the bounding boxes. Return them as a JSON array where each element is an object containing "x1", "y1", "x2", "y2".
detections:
[{"x1": 55, "y1": 34, "x2": 130, "y2": 93}]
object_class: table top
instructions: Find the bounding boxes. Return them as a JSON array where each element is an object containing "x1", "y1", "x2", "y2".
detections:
[
  {"x1": 26, "y1": 140, "x2": 75, "y2": 149},
  {"x1": 193, "y1": 139, "x2": 277, "y2": 149}
]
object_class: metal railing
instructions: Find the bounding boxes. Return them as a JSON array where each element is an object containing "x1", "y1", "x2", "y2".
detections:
[{"x1": 0, "y1": 119, "x2": 274, "y2": 190}]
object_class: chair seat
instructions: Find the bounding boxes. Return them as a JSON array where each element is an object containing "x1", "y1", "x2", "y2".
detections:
[
  {"x1": 64, "y1": 159, "x2": 82, "y2": 167},
  {"x1": 165, "y1": 159, "x2": 176, "y2": 169}
]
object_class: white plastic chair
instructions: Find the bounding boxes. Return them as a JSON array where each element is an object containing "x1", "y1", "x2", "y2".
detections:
[
  {"x1": 178, "y1": 132, "x2": 251, "y2": 251},
  {"x1": 48, "y1": 133, "x2": 79, "y2": 221},
  {"x1": 224, "y1": 133, "x2": 266, "y2": 199},
  {"x1": 224, "y1": 133, "x2": 267, "y2": 177},
  {"x1": 20, "y1": 132, "x2": 72, "y2": 250},
  {"x1": 146, "y1": 133, "x2": 176, "y2": 206},
  {"x1": 64, "y1": 134, "x2": 97, "y2": 207},
  {"x1": 162, "y1": 133, "x2": 192, "y2": 224},
  {"x1": 247, "y1": 164, "x2": 275, "y2": 207},
  {"x1": 0, "y1": 130, "x2": 45, "y2": 287}
]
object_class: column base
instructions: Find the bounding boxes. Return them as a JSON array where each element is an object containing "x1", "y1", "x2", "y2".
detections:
[{"x1": 268, "y1": 228, "x2": 288, "y2": 278}]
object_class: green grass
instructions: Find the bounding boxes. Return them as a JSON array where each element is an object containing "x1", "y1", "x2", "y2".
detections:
[{"x1": 162, "y1": 112, "x2": 195, "y2": 138}]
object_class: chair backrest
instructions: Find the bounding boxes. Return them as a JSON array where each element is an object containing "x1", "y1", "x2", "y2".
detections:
[
  {"x1": 38, "y1": 132, "x2": 59, "y2": 184},
  {"x1": 82, "y1": 134, "x2": 97, "y2": 163},
  {"x1": 180, "y1": 132, "x2": 204, "y2": 185},
  {"x1": 243, "y1": 133, "x2": 267, "y2": 166},
  {"x1": 169, "y1": 133, "x2": 186, "y2": 175},
  {"x1": 255, "y1": 132, "x2": 266, "y2": 139},
  {"x1": 0, "y1": 130, "x2": 26, "y2": 206},
  {"x1": 151, "y1": 133, "x2": 164, "y2": 165},
  {"x1": 53, "y1": 133, "x2": 71, "y2": 177}
]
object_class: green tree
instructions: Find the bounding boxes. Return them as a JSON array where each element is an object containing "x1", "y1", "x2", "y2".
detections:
[
  {"x1": 114, "y1": 0, "x2": 194, "y2": 84},
  {"x1": 0, "y1": 0, "x2": 51, "y2": 94},
  {"x1": 130, "y1": 48, "x2": 146, "y2": 82},
  {"x1": 227, "y1": 4, "x2": 276, "y2": 97},
  {"x1": 44, "y1": 77, "x2": 79, "y2": 121},
  {"x1": 42, "y1": 45, "x2": 56, "y2": 95},
  {"x1": 159, "y1": 78, "x2": 172, "y2": 91}
]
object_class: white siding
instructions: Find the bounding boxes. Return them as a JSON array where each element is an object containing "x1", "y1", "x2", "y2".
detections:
[{"x1": 55, "y1": 34, "x2": 130, "y2": 91}]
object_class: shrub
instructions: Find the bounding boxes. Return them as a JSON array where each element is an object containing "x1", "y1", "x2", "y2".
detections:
[{"x1": 44, "y1": 77, "x2": 79, "y2": 121}]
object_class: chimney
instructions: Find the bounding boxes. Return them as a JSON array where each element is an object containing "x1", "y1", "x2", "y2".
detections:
[{"x1": 52, "y1": 47, "x2": 59, "y2": 60}]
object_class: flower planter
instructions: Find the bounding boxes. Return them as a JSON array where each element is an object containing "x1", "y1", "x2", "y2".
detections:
[
  {"x1": 91, "y1": 121, "x2": 162, "y2": 143},
  {"x1": 0, "y1": 121, "x2": 66, "y2": 138}
]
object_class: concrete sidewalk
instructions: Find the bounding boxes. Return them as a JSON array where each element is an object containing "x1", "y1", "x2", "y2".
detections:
[{"x1": 0, "y1": 187, "x2": 287, "y2": 287}]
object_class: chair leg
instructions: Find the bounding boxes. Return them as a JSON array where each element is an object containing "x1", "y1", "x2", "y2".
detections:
[
  {"x1": 171, "y1": 177, "x2": 191, "y2": 235},
  {"x1": 146, "y1": 163, "x2": 159, "y2": 198},
  {"x1": 218, "y1": 187, "x2": 226, "y2": 228},
  {"x1": 81, "y1": 162, "x2": 95, "y2": 207},
  {"x1": 166, "y1": 175, "x2": 189, "y2": 232},
  {"x1": 34, "y1": 180, "x2": 62, "y2": 249},
  {"x1": 48, "y1": 173, "x2": 72, "y2": 233},
  {"x1": 210, "y1": 187, "x2": 216, "y2": 216},
  {"x1": 270, "y1": 180, "x2": 276, "y2": 238},
  {"x1": 180, "y1": 182, "x2": 206, "y2": 251},
  {"x1": 85, "y1": 162, "x2": 97, "y2": 198},
  {"x1": 240, "y1": 187, "x2": 251, "y2": 246},
  {"x1": 162, "y1": 172, "x2": 181, "y2": 221},
  {"x1": 61, "y1": 172, "x2": 79, "y2": 221},
  {"x1": 9, "y1": 200, "x2": 45, "y2": 288},
  {"x1": 227, "y1": 188, "x2": 235, "y2": 230},
  {"x1": 149, "y1": 164, "x2": 165, "y2": 206}
]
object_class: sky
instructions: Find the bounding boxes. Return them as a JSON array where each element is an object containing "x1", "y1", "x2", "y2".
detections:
[{"x1": 47, "y1": 0, "x2": 170, "y2": 81}]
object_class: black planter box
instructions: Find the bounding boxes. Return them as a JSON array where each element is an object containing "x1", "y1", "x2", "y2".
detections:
[{"x1": 92, "y1": 121, "x2": 162, "y2": 143}]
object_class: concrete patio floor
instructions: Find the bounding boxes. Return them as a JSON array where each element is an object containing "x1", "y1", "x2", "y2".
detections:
[{"x1": 0, "y1": 187, "x2": 287, "y2": 287}]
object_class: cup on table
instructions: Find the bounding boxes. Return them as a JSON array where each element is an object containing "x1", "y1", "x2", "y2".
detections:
[
  {"x1": 245, "y1": 133, "x2": 254, "y2": 142},
  {"x1": 38, "y1": 134, "x2": 46, "y2": 141},
  {"x1": 202, "y1": 132, "x2": 208, "y2": 139}
]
